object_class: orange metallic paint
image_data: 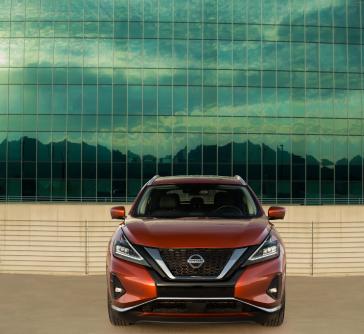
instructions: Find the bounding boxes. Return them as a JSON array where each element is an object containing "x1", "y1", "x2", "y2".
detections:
[
  {"x1": 267, "y1": 206, "x2": 286, "y2": 220},
  {"x1": 123, "y1": 218, "x2": 270, "y2": 249},
  {"x1": 110, "y1": 206, "x2": 126, "y2": 220},
  {"x1": 235, "y1": 245, "x2": 286, "y2": 308},
  {"x1": 109, "y1": 257, "x2": 157, "y2": 308}
]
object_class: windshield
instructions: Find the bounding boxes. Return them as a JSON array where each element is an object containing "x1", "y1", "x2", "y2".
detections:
[{"x1": 133, "y1": 184, "x2": 259, "y2": 219}]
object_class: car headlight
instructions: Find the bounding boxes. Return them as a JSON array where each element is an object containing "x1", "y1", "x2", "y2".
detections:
[
  {"x1": 113, "y1": 232, "x2": 149, "y2": 266},
  {"x1": 245, "y1": 234, "x2": 280, "y2": 265}
]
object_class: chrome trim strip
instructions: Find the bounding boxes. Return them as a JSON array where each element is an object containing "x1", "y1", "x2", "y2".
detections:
[
  {"x1": 145, "y1": 247, "x2": 176, "y2": 279},
  {"x1": 216, "y1": 248, "x2": 247, "y2": 279},
  {"x1": 237, "y1": 299, "x2": 282, "y2": 313},
  {"x1": 145, "y1": 247, "x2": 246, "y2": 281},
  {"x1": 147, "y1": 175, "x2": 159, "y2": 185},
  {"x1": 112, "y1": 299, "x2": 157, "y2": 313},
  {"x1": 111, "y1": 297, "x2": 281, "y2": 314},
  {"x1": 234, "y1": 175, "x2": 247, "y2": 185}
]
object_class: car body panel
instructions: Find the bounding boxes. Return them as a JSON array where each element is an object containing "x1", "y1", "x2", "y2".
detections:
[
  {"x1": 235, "y1": 244, "x2": 286, "y2": 308},
  {"x1": 108, "y1": 257, "x2": 157, "y2": 308},
  {"x1": 123, "y1": 218, "x2": 270, "y2": 249}
]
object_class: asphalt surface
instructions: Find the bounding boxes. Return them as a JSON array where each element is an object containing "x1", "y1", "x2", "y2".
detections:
[{"x1": 0, "y1": 274, "x2": 363, "y2": 334}]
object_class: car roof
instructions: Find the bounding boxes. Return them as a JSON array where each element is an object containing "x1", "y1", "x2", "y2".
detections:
[{"x1": 148, "y1": 175, "x2": 247, "y2": 186}]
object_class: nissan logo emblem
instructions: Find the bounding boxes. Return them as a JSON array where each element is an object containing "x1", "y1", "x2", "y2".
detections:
[{"x1": 187, "y1": 254, "x2": 205, "y2": 269}]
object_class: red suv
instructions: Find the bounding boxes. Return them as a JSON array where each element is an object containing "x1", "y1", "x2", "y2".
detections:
[{"x1": 106, "y1": 176, "x2": 286, "y2": 326}]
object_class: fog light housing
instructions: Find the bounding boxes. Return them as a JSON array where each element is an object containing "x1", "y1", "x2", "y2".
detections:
[
  {"x1": 110, "y1": 273, "x2": 125, "y2": 299},
  {"x1": 267, "y1": 274, "x2": 282, "y2": 299}
]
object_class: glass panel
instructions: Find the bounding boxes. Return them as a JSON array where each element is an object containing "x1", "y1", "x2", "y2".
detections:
[
  {"x1": 38, "y1": 133, "x2": 52, "y2": 162},
  {"x1": 0, "y1": 86, "x2": 8, "y2": 114},
  {"x1": 23, "y1": 133, "x2": 37, "y2": 162},
  {"x1": 9, "y1": 85, "x2": 23, "y2": 114},
  {"x1": 8, "y1": 133, "x2": 22, "y2": 161}
]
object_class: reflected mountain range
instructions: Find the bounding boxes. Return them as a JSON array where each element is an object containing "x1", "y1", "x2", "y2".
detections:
[{"x1": 0, "y1": 136, "x2": 362, "y2": 201}]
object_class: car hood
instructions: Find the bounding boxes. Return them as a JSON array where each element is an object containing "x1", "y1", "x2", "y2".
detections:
[{"x1": 122, "y1": 217, "x2": 270, "y2": 248}]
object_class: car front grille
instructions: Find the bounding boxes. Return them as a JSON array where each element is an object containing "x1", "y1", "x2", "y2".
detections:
[{"x1": 159, "y1": 248, "x2": 233, "y2": 277}]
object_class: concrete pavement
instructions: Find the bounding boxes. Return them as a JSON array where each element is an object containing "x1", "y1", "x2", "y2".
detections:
[{"x1": 0, "y1": 274, "x2": 363, "y2": 334}]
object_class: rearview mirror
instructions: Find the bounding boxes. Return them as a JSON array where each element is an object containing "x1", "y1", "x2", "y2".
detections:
[
  {"x1": 110, "y1": 206, "x2": 126, "y2": 220},
  {"x1": 267, "y1": 206, "x2": 286, "y2": 220}
]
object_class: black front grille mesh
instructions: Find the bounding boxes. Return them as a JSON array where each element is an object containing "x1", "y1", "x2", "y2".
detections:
[{"x1": 159, "y1": 248, "x2": 232, "y2": 277}]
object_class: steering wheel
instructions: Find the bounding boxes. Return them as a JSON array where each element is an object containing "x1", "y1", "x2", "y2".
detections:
[{"x1": 213, "y1": 205, "x2": 243, "y2": 217}]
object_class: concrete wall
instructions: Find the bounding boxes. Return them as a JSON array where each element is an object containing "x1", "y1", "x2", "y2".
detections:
[{"x1": 0, "y1": 203, "x2": 364, "y2": 276}]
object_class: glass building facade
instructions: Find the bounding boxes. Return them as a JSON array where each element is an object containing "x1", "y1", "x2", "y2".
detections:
[{"x1": 0, "y1": 0, "x2": 363, "y2": 203}]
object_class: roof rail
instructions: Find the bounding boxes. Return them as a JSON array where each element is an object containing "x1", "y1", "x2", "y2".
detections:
[
  {"x1": 147, "y1": 175, "x2": 160, "y2": 185},
  {"x1": 234, "y1": 175, "x2": 247, "y2": 185}
]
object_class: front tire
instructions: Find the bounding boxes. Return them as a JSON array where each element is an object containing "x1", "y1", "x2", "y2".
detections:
[
  {"x1": 107, "y1": 294, "x2": 133, "y2": 326},
  {"x1": 260, "y1": 295, "x2": 285, "y2": 327}
]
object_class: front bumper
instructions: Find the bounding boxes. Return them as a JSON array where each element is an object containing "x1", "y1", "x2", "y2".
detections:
[{"x1": 107, "y1": 249, "x2": 285, "y2": 322}]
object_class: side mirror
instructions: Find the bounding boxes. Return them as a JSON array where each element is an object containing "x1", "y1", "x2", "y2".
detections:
[
  {"x1": 110, "y1": 206, "x2": 126, "y2": 220},
  {"x1": 267, "y1": 206, "x2": 286, "y2": 220}
]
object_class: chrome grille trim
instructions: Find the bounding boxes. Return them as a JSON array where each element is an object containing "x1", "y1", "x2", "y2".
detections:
[
  {"x1": 216, "y1": 248, "x2": 247, "y2": 279},
  {"x1": 145, "y1": 247, "x2": 176, "y2": 279}
]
